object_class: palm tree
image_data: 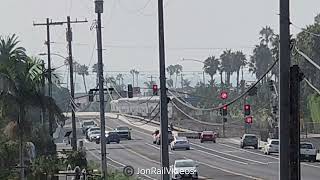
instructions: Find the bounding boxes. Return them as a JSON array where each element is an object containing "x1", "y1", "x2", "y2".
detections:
[
  {"x1": 232, "y1": 51, "x2": 247, "y2": 91},
  {"x1": 0, "y1": 35, "x2": 64, "y2": 175},
  {"x1": 166, "y1": 65, "x2": 175, "y2": 80},
  {"x1": 77, "y1": 64, "x2": 89, "y2": 93},
  {"x1": 203, "y1": 56, "x2": 219, "y2": 86},
  {"x1": 116, "y1": 74, "x2": 124, "y2": 86},
  {"x1": 129, "y1": 69, "x2": 136, "y2": 86},
  {"x1": 92, "y1": 63, "x2": 99, "y2": 86},
  {"x1": 259, "y1": 26, "x2": 275, "y2": 46},
  {"x1": 220, "y1": 50, "x2": 233, "y2": 87},
  {"x1": 174, "y1": 64, "x2": 182, "y2": 88},
  {"x1": 135, "y1": 70, "x2": 140, "y2": 87},
  {"x1": 182, "y1": 79, "x2": 191, "y2": 88}
]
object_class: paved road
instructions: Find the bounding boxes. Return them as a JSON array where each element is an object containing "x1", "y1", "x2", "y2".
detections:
[{"x1": 76, "y1": 115, "x2": 320, "y2": 180}]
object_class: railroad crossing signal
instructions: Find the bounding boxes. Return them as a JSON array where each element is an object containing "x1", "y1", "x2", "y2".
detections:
[
  {"x1": 245, "y1": 116, "x2": 253, "y2": 124},
  {"x1": 244, "y1": 104, "x2": 251, "y2": 116},
  {"x1": 220, "y1": 91, "x2": 228, "y2": 99}
]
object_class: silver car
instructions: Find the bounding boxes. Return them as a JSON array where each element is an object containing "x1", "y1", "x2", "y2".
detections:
[{"x1": 170, "y1": 137, "x2": 190, "y2": 150}]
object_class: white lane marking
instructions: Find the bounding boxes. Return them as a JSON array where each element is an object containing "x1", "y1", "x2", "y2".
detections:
[
  {"x1": 121, "y1": 145, "x2": 160, "y2": 165},
  {"x1": 218, "y1": 142, "x2": 279, "y2": 160},
  {"x1": 194, "y1": 149, "x2": 248, "y2": 165},
  {"x1": 88, "y1": 149, "x2": 156, "y2": 180},
  {"x1": 301, "y1": 162, "x2": 320, "y2": 169},
  {"x1": 144, "y1": 143, "x2": 174, "y2": 155},
  {"x1": 223, "y1": 150, "x2": 241, "y2": 153},
  {"x1": 187, "y1": 157, "x2": 263, "y2": 180},
  {"x1": 191, "y1": 143, "x2": 268, "y2": 165}
]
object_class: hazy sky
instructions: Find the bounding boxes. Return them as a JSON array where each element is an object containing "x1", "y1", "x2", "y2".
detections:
[{"x1": 1, "y1": 0, "x2": 320, "y2": 91}]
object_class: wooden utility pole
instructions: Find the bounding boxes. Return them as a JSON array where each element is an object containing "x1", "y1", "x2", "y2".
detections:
[
  {"x1": 66, "y1": 16, "x2": 87, "y2": 151},
  {"x1": 279, "y1": 0, "x2": 291, "y2": 179},
  {"x1": 289, "y1": 65, "x2": 304, "y2": 180},
  {"x1": 34, "y1": 18, "x2": 64, "y2": 136}
]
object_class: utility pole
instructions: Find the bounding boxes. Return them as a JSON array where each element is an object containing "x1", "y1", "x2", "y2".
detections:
[
  {"x1": 147, "y1": 75, "x2": 154, "y2": 83},
  {"x1": 158, "y1": 0, "x2": 170, "y2": 179},
  {"x1": 66, "y1": 16, "x2": 87, "y2": 150},
  {"x1": 34, "y1": 19, "x2": 64, "y2": 136},
  {"x1": 94, "y1": 0, "x2": 107, "y2": 178},
  {"x1": 289, "y1": 65, "x2": 303, "y2": 180},
  {"x1": 180, "y1": 74, "x2": 183, "y2": 90},
  {"x1": 279, "y1": 0, "x2": 291, "y2": 179}
]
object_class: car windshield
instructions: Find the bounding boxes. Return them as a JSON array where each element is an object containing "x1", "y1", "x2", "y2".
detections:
[
  {"x1": 245, "y1": 135, "x2": 257, "y2": 139},
  {"x1": 83, "y1": 121, "x2": 95, "y2": 126},
  {"x1": 117, "y1": 127, "x2": 129, "y2": 130},
  {"x1": 91, "y1": 131, "x2": 100, "y2": 134},
  {"x1": 301, "y1": 143, "x2": 313, "y2": 149},
  {"x1": 89, "y1": 128, "x2": 100, "y2": 132},
  {"x1": 271, "y1": 140, "x2": 279, "y2": 145},
  {"x1": 175, "y1": 160, "x2": 195, "y2": 167}
]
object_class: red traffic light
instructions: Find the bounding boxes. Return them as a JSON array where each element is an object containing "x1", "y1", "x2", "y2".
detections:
[
  {"x1": 245, "y1": 116, "x2": 253, "y2": 124},
  {"x1": 220, "y1": 91, "x2": 228, "y2": 99},
  {"x1": 223, "y1": 105, "x2": 227, "y2": 110},
  {"x1": 152, "y1": 84, "x2": 158, "y2": 91},
  {"x1": 244, "y1": 104, "x2": 250, "y2": 110},
  {"x1": 152, "y1": 84, "x2": 158, "y2": 95}
]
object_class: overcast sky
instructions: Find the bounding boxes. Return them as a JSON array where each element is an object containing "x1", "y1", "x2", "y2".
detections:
[{"x1": 1, "y1": 0, "x2": 319, "y2": 91}]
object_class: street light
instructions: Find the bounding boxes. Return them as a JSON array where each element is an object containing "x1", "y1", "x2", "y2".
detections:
[
  {"x1": 181, "y1": 58, "x2": 206, "y2": 84},
  {"x1": 39, "y1": 52, "x2": 69, "y2": 65}
]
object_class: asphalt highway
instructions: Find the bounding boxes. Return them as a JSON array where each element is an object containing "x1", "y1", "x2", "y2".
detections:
[{"x1": 77, "y1": 115, "x2": 320, "y2": 180}]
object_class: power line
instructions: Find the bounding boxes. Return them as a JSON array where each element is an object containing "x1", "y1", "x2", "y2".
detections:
[
  {"x1": 304, "y1": 78, "x2": 320, "y2": 95},
  {"x1": 118, "y1": 0, "x2": 152, "y2": 14},
  {"x1": 291, "y1": 23, "x2": 320, "y2": 37},
  {"x1": 295, "y1": 47, "x2": 320, "y2": 71},
  {"x1": 169, "y1": 59, "x2": 279, "y2": 111}
]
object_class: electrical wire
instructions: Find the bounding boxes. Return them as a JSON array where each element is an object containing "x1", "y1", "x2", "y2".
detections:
[
  {"x1": 304, "y1": 78, "x2": 320, "y2": 95},
  {"x1": 169, "y1": 59, "x2": 279, "y2": 111},
  {"x1": 118, "y1": 0, "x2": 152, "y2": 15},
  {"x1": 295, "y1": 47, "x2": 320, "y2": 71},
  {"x1": 291, "y1": 23, "x2": 320, "y2": 37},
  {"x1": 171, "y1": 100, "x2": 222, "y2": 126}
]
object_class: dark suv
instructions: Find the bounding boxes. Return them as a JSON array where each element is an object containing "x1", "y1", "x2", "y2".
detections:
[
  {"x1": 240, "y1": 134, "x2": 258, "y2": 149},
  {"x1": 95, "y1": 131, "x2": 120, "y2": 144}
]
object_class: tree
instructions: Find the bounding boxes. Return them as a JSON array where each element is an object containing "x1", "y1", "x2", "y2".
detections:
[
  {"x1": 220, "y1": 50, "x2": 233, "y2": 86},
  {"x1": 135, "y1": 70, "x2": 140, "y2": 87},
  {"x1": 315, "y1": 13, "x2": 320, "y2": 24},
  {"x1": 203, "y1": 56, "x2": 219, "y2": 86},
  {"x1": 166, "y1": 65, "x2": 175, "y2": 79},
  {"x1": 0, "y1": 35, "x2": 64, "y2": 177},
  {"x1": 77, "y1": 64, "x2": 89, "y2": 93},
  {"x1": 174, "y1": 64, "x2": 183, "y2": 88},
  {"x1": 116, "y1": 74, "x2": 124, "y2": 86},
  {"x1": 232, "y1": 51, "x2": 247, "y2": 91},
  {"x1": 92, "y1": 63, "x2": 98, "y2": 86},
  {"x1": 182, "y1": 79, "x2": 191, "y2": 88},
  {"x1": 259, "y1": 26, "x2": 275, "y2": 46},
  {"x1": 249, "y1": 43, "x2": 273, "y2": 84}
]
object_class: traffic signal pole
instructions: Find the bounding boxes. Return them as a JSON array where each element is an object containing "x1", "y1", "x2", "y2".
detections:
[
  {"x1": 279, "y1": 0, "x2": 291, "y2": 179},
  {"x1": 158, "y1": 0, "x2": 170, "y2": 179}
]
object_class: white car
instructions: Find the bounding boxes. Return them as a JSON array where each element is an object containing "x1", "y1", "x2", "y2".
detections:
[
  {"x1": 170, "y1": 137, "x2": 190, "y2": 150},
  {"x1": 86, "y1": 127, "x2": 100, "y2": 139},
  {"x1": 88, "y1": 130, "x2": 101, "y2": 142},
  {"x1": 264, "y1": 139, "x2": 279, "y2": 155},
  {"x1": 172, "y1": 159, "x2": 198, "y2": 180},
  {"x1": 81, "y1": 120, "x2": 97, "y2": 134},
  {"x1": 300, "y1": 142, "x2": 318, "y2": 162}
]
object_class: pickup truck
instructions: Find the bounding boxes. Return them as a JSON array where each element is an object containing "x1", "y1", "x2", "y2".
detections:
[{"x1": 300, "y1": 142, "x2": 318, "y2": 162}]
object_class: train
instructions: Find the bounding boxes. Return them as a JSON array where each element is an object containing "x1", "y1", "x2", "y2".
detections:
[{"x1": 110, "y1": 96, "x2": 173, "y2": 118}]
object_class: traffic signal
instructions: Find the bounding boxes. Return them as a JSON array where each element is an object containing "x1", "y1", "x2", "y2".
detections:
[
  {"x1": 272, "y1": 105, "x2": 278, "y2": 114},
  {"x1": 128, "y1": 84, "x2": 133, "y2": 98},
  {"x1": 152, "y1": 84, "x2": 158, "y2": 96},
  {"x1": 245, "y1": 116, "x2": 253, "y2": 124},
  {"x1": 220, "y1": 91, "x2": 228, "y2": 99},
  {"x1": 222, "y1": 105, "x2": 227, "y2": 116},
  {"x1": 248, "y1": 86, "x2": 257, "y2": 96},
  {"x1": 244, "y1": 104, "x2": 251, "y2": 116},
  {"x1": 269, "y1": 80, "x2": 275, "y2": 91},
  {"x1": 88, "y1": 90, "x2": 94, "y2": 102}
]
